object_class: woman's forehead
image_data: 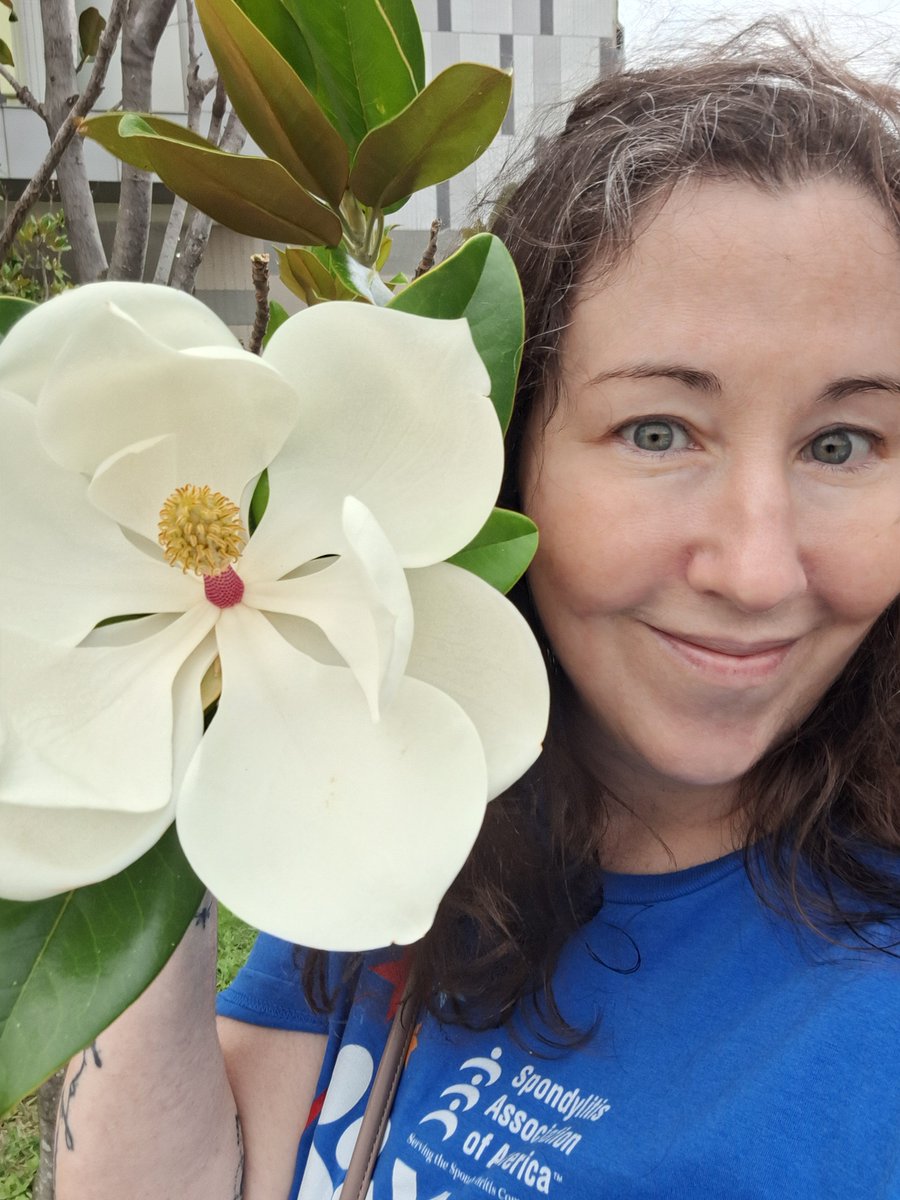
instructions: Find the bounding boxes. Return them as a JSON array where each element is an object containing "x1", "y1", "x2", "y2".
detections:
[{"x1": 565, "y1": 177, "x2": 900, "y2": 359}]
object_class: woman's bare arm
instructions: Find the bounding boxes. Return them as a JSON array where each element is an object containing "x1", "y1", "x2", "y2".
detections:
[{"x1": 54, "y1": 899, "x2": 325, "y2": 1200}]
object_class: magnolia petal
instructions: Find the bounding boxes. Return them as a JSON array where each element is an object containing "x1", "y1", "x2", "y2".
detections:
[
  {"x1": 0, "y1": 799, "x2": 176, "y2": 902},
  {"x1": 244, "y1": 497, "x2": 413, "y2": 719},
  {"x1": 0, "y1": 604, "x2": 217, "y2": 813},
  {"x1": 36, "y1": 303, "x2": 299, "y2": 495},
  {"x1": 88, "y1": 433, "x2": 178, "y2": 544},
  {"x1": 0, "y1": 625, "x2": 218, "y2": 902},
  {"x1": 176, "y1": 606, "x2": 488, "y2": 951},
  {"x1": 84, "y1": 615, "x2": 216, "y2": 790},
  {"x1": 171, "y1": 630, "x2": 220, "y2": 791},
  {"x1": 0, "y1": 391, "x2": 199, "y2": 644},
  {"x1": 259, "y1": 304, "x2": 502, "y2": 570},
  {"x1": 0, "y1": 281, "x2": 239, "y2": 403},
  {"x1": 406, "y1": 562, "x2": 550, "y2": 799}
]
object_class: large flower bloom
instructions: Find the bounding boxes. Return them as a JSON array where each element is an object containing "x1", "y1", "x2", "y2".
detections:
[{"x1": 0, "y1": 283, "x2": 548, "y2": 950}]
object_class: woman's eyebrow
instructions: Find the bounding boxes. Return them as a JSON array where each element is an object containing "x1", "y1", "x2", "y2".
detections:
[
  {"x1": 588, "y1": 363, "x2": 723, "y2": 392},
  {"x1": 817, "y1": 375, "x2": 900, "y2": 403},
  {"x1": 588, "y1": 365, "x2": 900, "y2": 403}
]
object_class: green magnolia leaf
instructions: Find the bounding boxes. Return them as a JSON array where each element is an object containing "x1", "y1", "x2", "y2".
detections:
[
  {"x1": 279, "y1": 0, "x2": 424, "y2": 151},
  {"x1": 278, "y1": 244, "x2": 392, "y2": 305},
  {"x1": 448, "y1": 508, "x2": 538, "y2": 593},
  {"x1": 0, "y1": 36, "x2": 12, "y2": 66},
  {"x1": 195, "y1": 0, "x2": 348, "y2": 207},
  {"x1": 82, "y1": 113, "x2": 342, "y2": 246},
  {"x1": 261, "y1": 299, "x2": 289, "y2": 349},
  {"x1": 388, "y1": 233, "x2": 523, "y2": 432},
  {"x1": 77, "y1": 6, "x2": 105, "y2": 61},
  {"x1": 349, "y1": 63, "x2": 511, "y2": 210},
  {"x1": 0, "y1": 826, "x2": 204, "y2": 1116},
  {"x1": 249, "y1": 469, "x2": 269, "y2": 531},
  {"x1": 278, "y1": 245, "x2": 359, "y2": 305},
  {"x1": 232, "y1": 0, "x2": 317, "y2": 86},
  {"x1": 0, "y1": 296, "x2": 36, "y2": 338}
]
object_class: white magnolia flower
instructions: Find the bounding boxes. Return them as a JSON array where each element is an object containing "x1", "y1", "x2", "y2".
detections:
[{"x1": 0, "y1": 283, "x2": 549, "y2": 950}]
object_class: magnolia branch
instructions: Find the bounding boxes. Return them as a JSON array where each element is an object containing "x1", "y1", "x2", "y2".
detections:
[
  {"x1": 0, "y1": 0, "x2": 127, "y2": 265},
  {"x1": 0, "y1": 64, "x2": 45, "y2": 119},
  {"x1": 414, "y1": 218, "x2": 442, "y2": 279},
  {"x1": 249, "y1": 253, "x2": 270, "y2": 355}
]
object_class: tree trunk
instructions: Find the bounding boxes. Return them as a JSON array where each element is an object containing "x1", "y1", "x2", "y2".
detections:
[
  {"x1": 108, "y1": 0, "x2": 178, "y2": 280},
  {"x1": 169, "y1": 108, "x2": 247, "y2": 294},
  {"x1": 32, "y1": 1068, "x2": 65, "y2": 1200},
  {"x1": 40, "y1": 0, "x2": 107, "y2": 283}
]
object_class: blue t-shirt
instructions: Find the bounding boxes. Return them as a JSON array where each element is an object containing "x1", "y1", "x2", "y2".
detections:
[{"x1": 217, "y1": 851, "x2": 900, "y2": 1199}]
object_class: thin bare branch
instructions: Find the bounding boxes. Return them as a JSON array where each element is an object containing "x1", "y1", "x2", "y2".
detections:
[
  {"x1": 248, "y1": 253, "x2": 270, "y2": 354},
  {"x1": 154, "y1": 0, "x2": 221, "y2": 284},
  {"x1": 0, "y1": 0, "x2": 127, "y2": 265},
  {"x1": 206, "y1": 75, "x2": 227, "y2": 145},
  {"x1": 413, "y1": 218, "x2": 442, "y2": 279},
  {"x1": 0, "y1": 64, "x2": 46, "y2": 120}
]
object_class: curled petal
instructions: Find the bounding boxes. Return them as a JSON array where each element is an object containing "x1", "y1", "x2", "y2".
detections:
[
  {"x1": 0, "y1": 800, "x2": 176, "y2": 902},
  {"x1": 176, "y1": 606, "x2": 488, "y2": 950},
  {"x1": 0, "y1": 391, "x2": 199, "y2": 645},
  {"x1": 0, "y1": 627, "x2": 213, "y2": 901},
  {"x1": 0, "y1": 281, "x2": 239, "y2": 402},
  {"x1": 0, "y1": 604, "x2": 217, "y2": 814},
  {"x1": 257, "y1": 304, "x2": 502, "y2": 574},
  {"x1": 36, "y1": 302, "x2": 299, "y2": 495},
  {"x1": 87, "y1": 433, "x2": 179, "y2": 545},
  {"x1": 406, "y1": 563, "x2": 549, "y2": 799},
  {"x1": 244, "y1": 497, "x2": 413, "y2": 719}
]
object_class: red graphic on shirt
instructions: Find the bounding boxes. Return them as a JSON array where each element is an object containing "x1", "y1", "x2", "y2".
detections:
[
  {"x1": 370, "y1": 955, "x2": 410, "y2": 1020},
  {"x1": 305, "y1": 1089, "x2": 327, "y2": 1129}
]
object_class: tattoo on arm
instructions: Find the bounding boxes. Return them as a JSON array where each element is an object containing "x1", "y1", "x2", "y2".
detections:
[
  {"x1": 232, "y1": 1114, "x2": 245, "y2": 1200},
  {"x1": 58, "y1": 1041, "x2": 102, "y2": 1152},
  {"x1": 194, "y1": 900, "x2": 213, "y2": 929}
]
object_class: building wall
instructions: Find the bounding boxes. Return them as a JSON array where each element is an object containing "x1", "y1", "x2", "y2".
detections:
[{"x1": 0, "y1": 0, "x2": 621, "y2": 332}]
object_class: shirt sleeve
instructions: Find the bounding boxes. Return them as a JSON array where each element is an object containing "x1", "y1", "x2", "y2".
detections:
[{"x1": 216, "y1": 931, "x2": 329, "y2": 1033}]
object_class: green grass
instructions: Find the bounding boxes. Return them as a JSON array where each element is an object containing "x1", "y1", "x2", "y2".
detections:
[
  {"x1": 0, "y1": 907, "x2": 256, "y2": 1198},
  {"x1": 0, "y1": 1093, "x2": 39, "y2": 1199},
  {"x1": 217, "y1": 904, "x2": 259, "y2": 992}
]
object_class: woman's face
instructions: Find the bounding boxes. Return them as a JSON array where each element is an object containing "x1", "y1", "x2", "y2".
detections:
[{"x1": 521, "y1": 179, "x2": 900, "y2": 806}]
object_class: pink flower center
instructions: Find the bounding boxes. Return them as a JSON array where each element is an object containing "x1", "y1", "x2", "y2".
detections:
[{"x1": 204, "y1": 566, "x2": 245, "y2": 609}]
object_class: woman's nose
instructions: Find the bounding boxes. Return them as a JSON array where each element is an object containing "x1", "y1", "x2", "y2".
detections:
[{"x1": 684, "y1": 462, "x2": 808, "y2": 613}]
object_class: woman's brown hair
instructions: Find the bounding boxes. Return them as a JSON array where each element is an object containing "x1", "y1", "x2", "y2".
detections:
[{"x1": 306, "y1": 23, "x2": 900, "y2": 1034}]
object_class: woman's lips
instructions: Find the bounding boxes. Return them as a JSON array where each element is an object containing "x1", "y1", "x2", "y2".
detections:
[{"x1": 648, "y1": 626, "x2": 798, "y2": 682}]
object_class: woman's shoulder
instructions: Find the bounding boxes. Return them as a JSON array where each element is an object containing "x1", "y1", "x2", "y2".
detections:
[{"x1": 216, "y1": 931, "x2": 408, "y2": 1034}]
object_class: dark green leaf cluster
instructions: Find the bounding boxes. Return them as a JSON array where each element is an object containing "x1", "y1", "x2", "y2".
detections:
[{"x1": 82, "y1": 0, "x2": 511, "y2": 273}]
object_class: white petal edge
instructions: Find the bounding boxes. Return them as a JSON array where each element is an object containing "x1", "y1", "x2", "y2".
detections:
[
  {"x1": 0, "y1": 281, "x2": 239, "y2": 402},
  {"x1": 176, "y1": 605, "x2": 488, "y2": 951},
  {"x1": 244, "y1": 497, "x2": 413, "y2": 719},
  {"x1": 0, "y1": 627, "x2": 219, "y2": 902},
  {"x1": 259, "y1": 304, "x2": 502, "y2": 570},
  {"x1": 0, "y1": 603, "x2": 217, "y2": 813},
  {"x1": 0, "y1": 798, "x2": 177, "y2": 902},
  {"x1": 37, "y1": 306, "x2": 300, "y2": 492},
  {"x1": 405, "y1": 562, "x2": 550, "y2": 799}
]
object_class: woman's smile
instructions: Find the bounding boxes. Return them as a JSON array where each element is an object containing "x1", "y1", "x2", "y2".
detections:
[{"x1": 645, "y1": 624, "x2": 798, "y2": 685}]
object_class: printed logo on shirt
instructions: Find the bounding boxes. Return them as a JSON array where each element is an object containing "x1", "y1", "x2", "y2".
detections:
[{"x1": 404, "y1": 1045, "x2": 612, "y2": 1198}]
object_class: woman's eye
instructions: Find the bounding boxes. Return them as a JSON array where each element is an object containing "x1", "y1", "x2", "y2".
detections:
[
  {"x1": 807, "y1": 428, "x2": 873, "y2": 466},
  {"x1": 620, "y1": 419, "x2": 691, "y2": 452}
]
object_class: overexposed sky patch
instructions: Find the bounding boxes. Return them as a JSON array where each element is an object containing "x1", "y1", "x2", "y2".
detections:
[{"x1": 617, "y1": 0, "x2": 900, "y2": 75}]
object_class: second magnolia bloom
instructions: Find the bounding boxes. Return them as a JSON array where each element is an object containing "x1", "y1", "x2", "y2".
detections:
[{"x1": 0, "y1": 283, "x2": 549, "y2": 950}]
